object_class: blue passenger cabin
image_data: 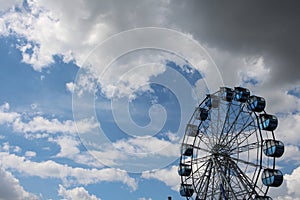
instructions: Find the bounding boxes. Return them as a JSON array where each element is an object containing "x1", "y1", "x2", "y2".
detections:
[
  {"x1": 220, "y1": 87, "x2": 234, "y2": 102},
  {"x1": 247, "y1": 95, "x2": 266, "y2": 112},
  {"x1": 180, "y1": 184, "x2": 194, "y2": 197},
  {"x1": 198, "y1": 108, "x2": 208, "y2": 121},
  {"x1": 259, "y1": 114, "x2": 278, "y2": 131},
  {"x1": 181, "y1": 144, "x2": 193, "y2": 156},
  {"x1": 263, "y1": 139, "x2": 284, "y2": 157},
  {"x1": 178, "y1": 163, "x2": 192, "y2": 176},
  {"x1": 234, "y1": 87, "x2": 250, "y2": 102},
  {"x1": 262, "y1": 169, "x2": 283, "y2": 187},
  {"x1": 205, "y1": 94, "x2": 220, "y2": 108},
  {"x1": 254, "y1": 196, "x2": 272, "y2": 200}
]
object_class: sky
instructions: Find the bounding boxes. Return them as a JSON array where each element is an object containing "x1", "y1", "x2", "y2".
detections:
[{"x1": 0, "y1": 0, "x2": 300, "y2": 199}]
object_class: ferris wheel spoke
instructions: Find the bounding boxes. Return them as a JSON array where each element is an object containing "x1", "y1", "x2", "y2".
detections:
[
  {"x1": 228, "y1": 128, "x2": 258, "y2": 151},
  {"x1": 194, "y1": 160, "x2": 213, "y2": 198},
  {"x1": 192, "y1": 154, "x2": 212, "y2": 164},
  {"x1": 229, "y1": 156, "x2": 261, "y2": 168},
  {"x1": 204, "y1": 118, "x2": 218, "y2": 145},
  {"x1": 228, "y1": 168, "x2": 254, "y2": 198},
  {"x1": 211, "y1": 161, "x2": 216, "y2": 199},
  {"x1": 212, "y1": 156, "x2": 239, "y2": 200},
  {"x1": 226, "y1": 174, "x2": 246, "y2": 198},
  {"x1": 227, "y1": 113, "x2": 254, "y2": 144},
  {"x1": 229, "y1": 141, "x2": 260, "y2": 155},
  {"x1": 225, "y1": 157, "x2": 259, "y2": 197},
  {"x1": 193, "y1": 159, "x2": 210, "y2": 174},
  {"x1": 199, "y1": 121, "x2": 215, "y2": 147},
  {"x1": 237, "y1": 128, "x2": 257, "y2": 146},
  {"x1": 218, "y1": 102, "x2": 232, "y2": 144},
  {"x1": 223, "y1": 118, "x2": 256, "y2": 148},
  {"x1": 228, "y1": 115, "x2": 252, "y2": 139},
  {"x1": 230, "y1": 141, "x2": 259, "y2": 154},
  {"x1": 220, "y1": 104, "x2": 245, "y2": 145},
  {"x1": 202, "y1": 161, "x2": 213, "y2": 200},
  {"x1": 192, "y1": 144, "x2": 211, "y2": 154},
  {"x1": 197, "y1": 133, "x2": 213, "y2": 149}
]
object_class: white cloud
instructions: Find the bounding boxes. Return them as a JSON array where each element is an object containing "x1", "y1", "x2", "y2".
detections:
[
  {"x1": 66, "y1": 82, "x2": 75, "y2": 93},
  {"x1": 0, "y1": 0, "x2": 220, "y2": 101},
  {"x1": 58, "y1": 185, "x2": 101, "y2": 200},
  {"x1": 0, "y1": 142, "x2": 21, "y2": 154},
  {"x1": 0, "y1": 102, "x2": 10, "y2": 111},
  {"x1": 206, "y1": 47, "x2": 300, "y2": 113},
  {"x1": 2, "y1": 0, "x2": 83, "y2": 70},
  {"x1": 49, "y1": 131, "x2": 180, "y2": 170},
  {"x1": 257, "y1": 88, "x2": 300, "y2": 114},
  {"x1": 207, "y1": 47, "x2": 263, "y2": 87},
  {"x1": 0, "y1": 0, "x2": 170, "y2": 71},
  {"x1": 12, "y1": 115, "x2": 98, "y2": 137},
  {"x1": 141, "y1": 165, "x2": 180, "y2": 191},
  {"x1": 96, "y1": 62, "x2": 166, "y2": 100},
  {"x1": 0, "y1": 0, "x2": 22, "y2": 11},
  {"x1": 239, "y1": 56, "x2": 270, "y2": 85},
  {"x1": 0, "y1": 102, "x2": 98, "y2": 137},
  {"x1": 276, "y1": 113, "x2": 300, "y2": 146},
  {"x1": 270, "y1": 166, "x2": 300, "y2": 200},
  {"x1": 1, "y1": 142, "x2": 10, "y2": 152},
  {"x1": 0, "y1": 168, "x2": 39, "y2": 200},
  {"x1": 281, "y1": 145, "x2": 300, "y2": 164},
  {"x1": 73, "y1": 117, "x2": 99, "y2": 134},
  {"x1": 0, "y1": 103, "x2": 98, "y2": 137},
  {"x1": 48, "y1": 135, "x2": 104, "y2": 168},
  {"x1": 25, "y1": 151, "x2": 37, "y2": 158},
  {"x1": 0, "y1": 103, "x2": 20, "y2": 125},
  {"x1": 0, "y1": 151, "x2": 137, "y2": 190},
  {"x1": 52, "y1": 136, "x2": 80, "y2": 157},
  {"x1": 13, "y1": 116, "x2": 75, "y2": 134},
  {"x1": 49, "y1": 136, "x2": 104, "y2": 168},
  {"x1": 112, "y1": 136, "x2": 179, "y2": 158},
  {"x1": 285, "y1": 166, "x2": 300, "y2": 199},
  {"x1": 13, "y1": 146, "x2": 21, "y2": 153},
  {"x1": 165, "y1": 131, "x2": 180, "y2": 143},
  {"x1": 44, "y1": 128, "x2": 182, "y2": 173}
]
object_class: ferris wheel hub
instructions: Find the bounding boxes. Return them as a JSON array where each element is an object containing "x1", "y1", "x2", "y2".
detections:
[{"x1": 211, "y1": 144, "x2": 230, "y2": 156}]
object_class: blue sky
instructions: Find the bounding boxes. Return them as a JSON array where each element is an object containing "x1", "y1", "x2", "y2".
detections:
[
  {"x1": 0, "y1": 35, "x2": 184, "y2": 199},
  {"x1": 0, "y1": 1, "x2": 300, "y2": 200}
]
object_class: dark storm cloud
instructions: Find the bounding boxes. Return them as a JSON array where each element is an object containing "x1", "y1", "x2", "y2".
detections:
[
  {"x1": 80, "y1": 0, "x2": 300, "y2": 86},
  {"x1": 167, "y1": 0, "x2": 300, "y2": 86},
  {"x1": 4, "y1": 0, "x2": 300, "y2": 86}
]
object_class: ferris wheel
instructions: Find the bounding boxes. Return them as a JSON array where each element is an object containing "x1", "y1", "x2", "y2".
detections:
[{"x1": 178, "y1": 87, "x2": 284, "y2": 200}]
